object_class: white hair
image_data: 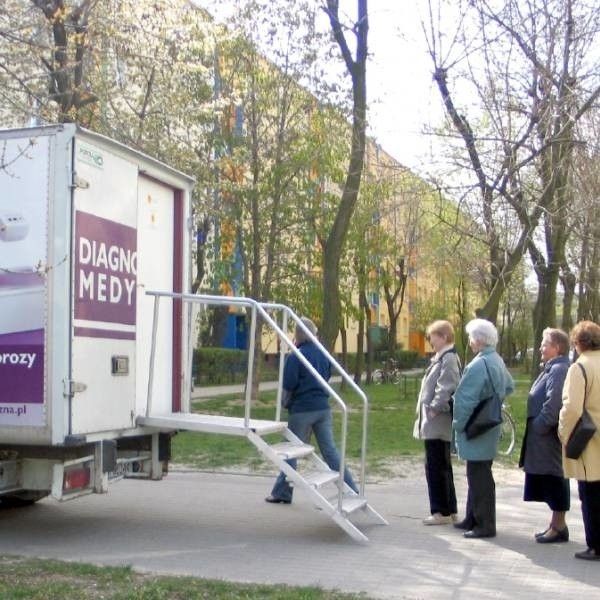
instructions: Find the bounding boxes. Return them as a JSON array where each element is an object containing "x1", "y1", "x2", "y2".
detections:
[
  {"x1": 295, "y1": 317, "x2": 317, "y2": 343},
  {"x1": 466, "y1": 318, "x2": 498, "y2": 347}
]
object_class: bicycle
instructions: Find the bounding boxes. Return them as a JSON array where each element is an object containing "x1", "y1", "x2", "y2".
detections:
[
  {"x1": 498, "y1": 402, "x2": 516, "y2": 456},
  {"x1": 372, "y1": 358, "x2": 403, "y2": 385}
]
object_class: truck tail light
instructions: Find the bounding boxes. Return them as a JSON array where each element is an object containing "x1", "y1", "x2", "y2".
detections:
[{"x1": 63, "y1": 466, "x2": 91, "y2": 492}]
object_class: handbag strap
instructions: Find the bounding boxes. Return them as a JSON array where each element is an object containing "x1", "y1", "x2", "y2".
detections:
[
  {"x1": 439, "y1": 347, "x2": 463, "y2": 376},
  {"x1": 577, "y1": 363, "x2": 588, "y2": 408},
  {"x1": 480, "y1": 357, "x2": 497, "y2": 395}
]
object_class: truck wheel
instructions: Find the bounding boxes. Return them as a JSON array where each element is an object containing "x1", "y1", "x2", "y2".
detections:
[{"x1": 0, "y1": 491, "x2": 49, "y2": 507}]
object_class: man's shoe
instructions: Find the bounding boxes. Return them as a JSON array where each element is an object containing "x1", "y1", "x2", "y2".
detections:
[
  {"x1": 264, "y1": 495, "x2": 291, "y2": 504},
  {"x1": 453, "y1": 519, "x2": 472, "y2": 530},
  {"x1": 536, "y1": 527, "x2": 569, "y2": 544},
  {"x1": 423, "y1": 513, "x2": 453, "y2": 525},
  {"x1": 574, "y1": 548, "x2": 600, "y2": 561},
  {"x1": 464, "y1": 529, "x2": 496, "y2": 539}
]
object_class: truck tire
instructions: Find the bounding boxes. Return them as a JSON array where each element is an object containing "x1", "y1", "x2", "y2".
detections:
[{"x1": 0, "y1": 491, "x2": 49, "y2": 508}]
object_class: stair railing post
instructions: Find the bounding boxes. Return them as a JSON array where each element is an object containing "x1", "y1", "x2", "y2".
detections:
[
  {"x1": 337, "y1": 404, "x2": 348, "y2": 509},
  {"x1": 183, "y1": 298, "x2": 196, "y2": 414},
  {"x1": 275, "y1": 309, "x2": 289, "y2": 423},
  {"x1": 244, "y1": 302, "x2": 258, "y2": 428}
]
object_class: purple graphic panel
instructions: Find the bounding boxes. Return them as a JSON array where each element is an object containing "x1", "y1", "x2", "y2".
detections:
[
  {"x1": 73, "y1": 327, "x2": 135, "y2": 340},
  {"x1": 74, "y1": 211, "x2": 137, "y2": 332},
  {"x1": 0, "y1": 329, "x2": 44, "y2": 408}
]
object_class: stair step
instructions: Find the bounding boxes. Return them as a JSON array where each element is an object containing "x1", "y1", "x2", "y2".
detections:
[
  {"x1": 327, "y1": 494, "x2": 368, "y2": 515},
  {"x1": 300, "y1": 470, "x2": 339, "y2": 488},
  {"x1": 270, "y1": 441, "x2": 315, "y2": 460},
  {"x1": 138, "y1": 414, "x2": 287, "y2": 436},
  {"x1": 341, "y1": 496, "x2": 368, "y2": 515}
]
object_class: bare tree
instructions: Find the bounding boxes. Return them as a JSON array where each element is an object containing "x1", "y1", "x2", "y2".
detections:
[
  {"x1": 571, "y1": 114, "x2": 600, "y2": 323},
  {"x1": 424, "y1": 0, "x2": 599, "y2": 365}
]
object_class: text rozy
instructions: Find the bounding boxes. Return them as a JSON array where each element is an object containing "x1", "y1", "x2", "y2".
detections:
[{"x1": 0, "y1": 353, "x2": 36, "y2": 368}]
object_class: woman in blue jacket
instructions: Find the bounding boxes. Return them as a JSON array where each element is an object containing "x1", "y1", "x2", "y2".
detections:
[
  {"x1": 265, "y1": 317, "x2": 358, "y2": 504},
  {"x1": 519, "y1": 328, "x2": 570, "y2": 543},
  {"x1": 453, "y1": 319, "x2": 514, "y2": 538}
]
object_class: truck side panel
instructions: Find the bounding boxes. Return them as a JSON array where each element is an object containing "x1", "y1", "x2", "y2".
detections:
[{"x1": 0, "y1": 135, "x2": 50, "y2": 434}]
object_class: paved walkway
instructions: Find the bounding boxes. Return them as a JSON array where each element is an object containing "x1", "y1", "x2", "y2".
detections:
[{"x1": 1, "y1": 463, "x2": 599, "y2": 598}]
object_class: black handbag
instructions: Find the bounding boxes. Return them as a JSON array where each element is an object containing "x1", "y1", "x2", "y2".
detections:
[
  {"x1": 464, "y1": 358, "x2": 503, "y2": 440},
  {"x1": 565, "y1": 363, "x2": 597, "y2": 460}
]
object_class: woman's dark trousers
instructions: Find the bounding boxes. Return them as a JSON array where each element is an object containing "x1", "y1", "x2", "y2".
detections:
[
  {"x1": 424, "y1": 439, "x2": 457, "y2": 516},
  {"x1": 578, "y1": 480, "x2": 600, "y2": 552},
  {"x1": 465, "y1": 460, "x2": 496, "y2": 534}
]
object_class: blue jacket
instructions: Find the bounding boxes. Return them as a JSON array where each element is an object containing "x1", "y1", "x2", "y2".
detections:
[
  {"x1": 283, "y1": 341, "x2": 331, "y2": 413},
  {"x1": 520, "y1": 355, "x2": 569, "y2": 476},
  {"x1": 453, "y1": 347, "x2": 514, "y2": 461}
]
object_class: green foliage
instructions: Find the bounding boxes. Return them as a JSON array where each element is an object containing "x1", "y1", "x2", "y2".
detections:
[
  {"x1": 392, "y1": 350, "x2": 420, "y2": 369},
  {"x1": 194, "y1": 347, "x2": 249, "y2": 384}
]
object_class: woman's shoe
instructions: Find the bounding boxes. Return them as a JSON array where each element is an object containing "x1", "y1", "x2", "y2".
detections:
[
  {"x1": 463, "y1": 528, "x2": 496, "y2": 539},
  {"x1": 534, "y1": 527, "x2": 551, "y2": 539},
  {"x1": 264, "y1": 495, "x2": 291, "y2": 504},
  {"x1": 536, "y1": 527, "x2": 569, "y2": 544},
  {"x1": 574, "y1": 548, "x2": 600, "y2": 560},
  {"x1": 453, "y1": 519, "x2": 472, "y2": 530},
  {"x1": 423, "y1": 513, "x2": 453, "y2": 525}
]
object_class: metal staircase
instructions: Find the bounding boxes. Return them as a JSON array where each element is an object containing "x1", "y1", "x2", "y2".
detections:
[{"x1": 137, "y1": 292, "x2": 388, "y2": 543}]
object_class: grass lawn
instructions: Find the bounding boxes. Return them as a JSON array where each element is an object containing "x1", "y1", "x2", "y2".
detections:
[
  {"x1": 0, "y1": 555, "x2": 369, "y2": 599},
  {"x1": 172, "y1": 371, "x2": 531, "y2": 475}
]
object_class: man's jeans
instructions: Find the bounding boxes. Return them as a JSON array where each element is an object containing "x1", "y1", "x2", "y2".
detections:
[{"x1": 270, "y1": 408, "x2": 359, "y2": 502}]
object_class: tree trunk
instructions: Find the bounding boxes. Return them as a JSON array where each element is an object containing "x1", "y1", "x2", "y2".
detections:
[
  {"x1": 339, "y1": 326, "x2": 348, "y2": 390},
  {"x1": 250, "y1": 318, "x2": 263, "y2": 400},
  {"x1": 383, "y1": 258, "x2": 407, "y2": 358},
  {"x1": 191, "y1": 216, "x2": 210, "y2": 294},
  {"x1": 578, "y1": 212, "x2": 600, "y2": 322},
  {"x1": 560, "y1": 265, "x2": 576, "y2": 332},
  {"x1": 354, "y1": 312, "x2": 365, "y2": 385},
  {"x1": 363, "y1": 293, "x2": 374, "y2": 383},
  {"x1": 321, "y1": 0, "x2": 368, "y2": 351}
]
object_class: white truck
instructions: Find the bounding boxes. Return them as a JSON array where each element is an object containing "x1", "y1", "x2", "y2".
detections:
[
  {"x1": 0, "y1": 124, "x2": 384, "y2": 542},
  {"x1": 0, "y1": 124, "x2": 194, "y2": 504}
]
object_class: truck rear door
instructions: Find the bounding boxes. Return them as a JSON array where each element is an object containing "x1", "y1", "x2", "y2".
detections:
[{"x1": 70, "y1": 139, "x2": 138, "y2": 435}]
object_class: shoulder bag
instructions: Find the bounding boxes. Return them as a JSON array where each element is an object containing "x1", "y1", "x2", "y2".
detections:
[
  {"x1": 464, "y1": 358, "x2": 503, "y2": 440},
  {"x1": 565, "y1": 363, "x2": 597, "y2": 460}
]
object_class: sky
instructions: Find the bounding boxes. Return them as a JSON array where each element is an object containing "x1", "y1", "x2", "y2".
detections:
[{"x1": 364, "y1": 3, "x2": 443, "y2": 172}]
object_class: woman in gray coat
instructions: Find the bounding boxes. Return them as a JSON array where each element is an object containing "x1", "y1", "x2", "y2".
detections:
[
  {"x1": 519, "y1": 328, "x2": 570, "y2": 543},
  {"x1": 453, "y1": 319, "x2": 514, "y2": 539},
  {"x1": 414, "y1": 320, "x2": 462, "y2": 525}
]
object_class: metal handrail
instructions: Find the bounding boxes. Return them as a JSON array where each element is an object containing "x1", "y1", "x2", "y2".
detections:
[{"x1": 145, "y1": 291, "x2": 369, "y2": 507}]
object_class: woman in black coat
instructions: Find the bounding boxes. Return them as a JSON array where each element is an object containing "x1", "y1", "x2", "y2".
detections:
[{"x1": 520, "y1": 328, "x2": 571, "y2": 543}]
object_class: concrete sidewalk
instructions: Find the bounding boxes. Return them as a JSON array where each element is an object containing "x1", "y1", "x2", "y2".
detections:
[{"x1": 1, "y1": 464, "x2": 599, "y2": 599}]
